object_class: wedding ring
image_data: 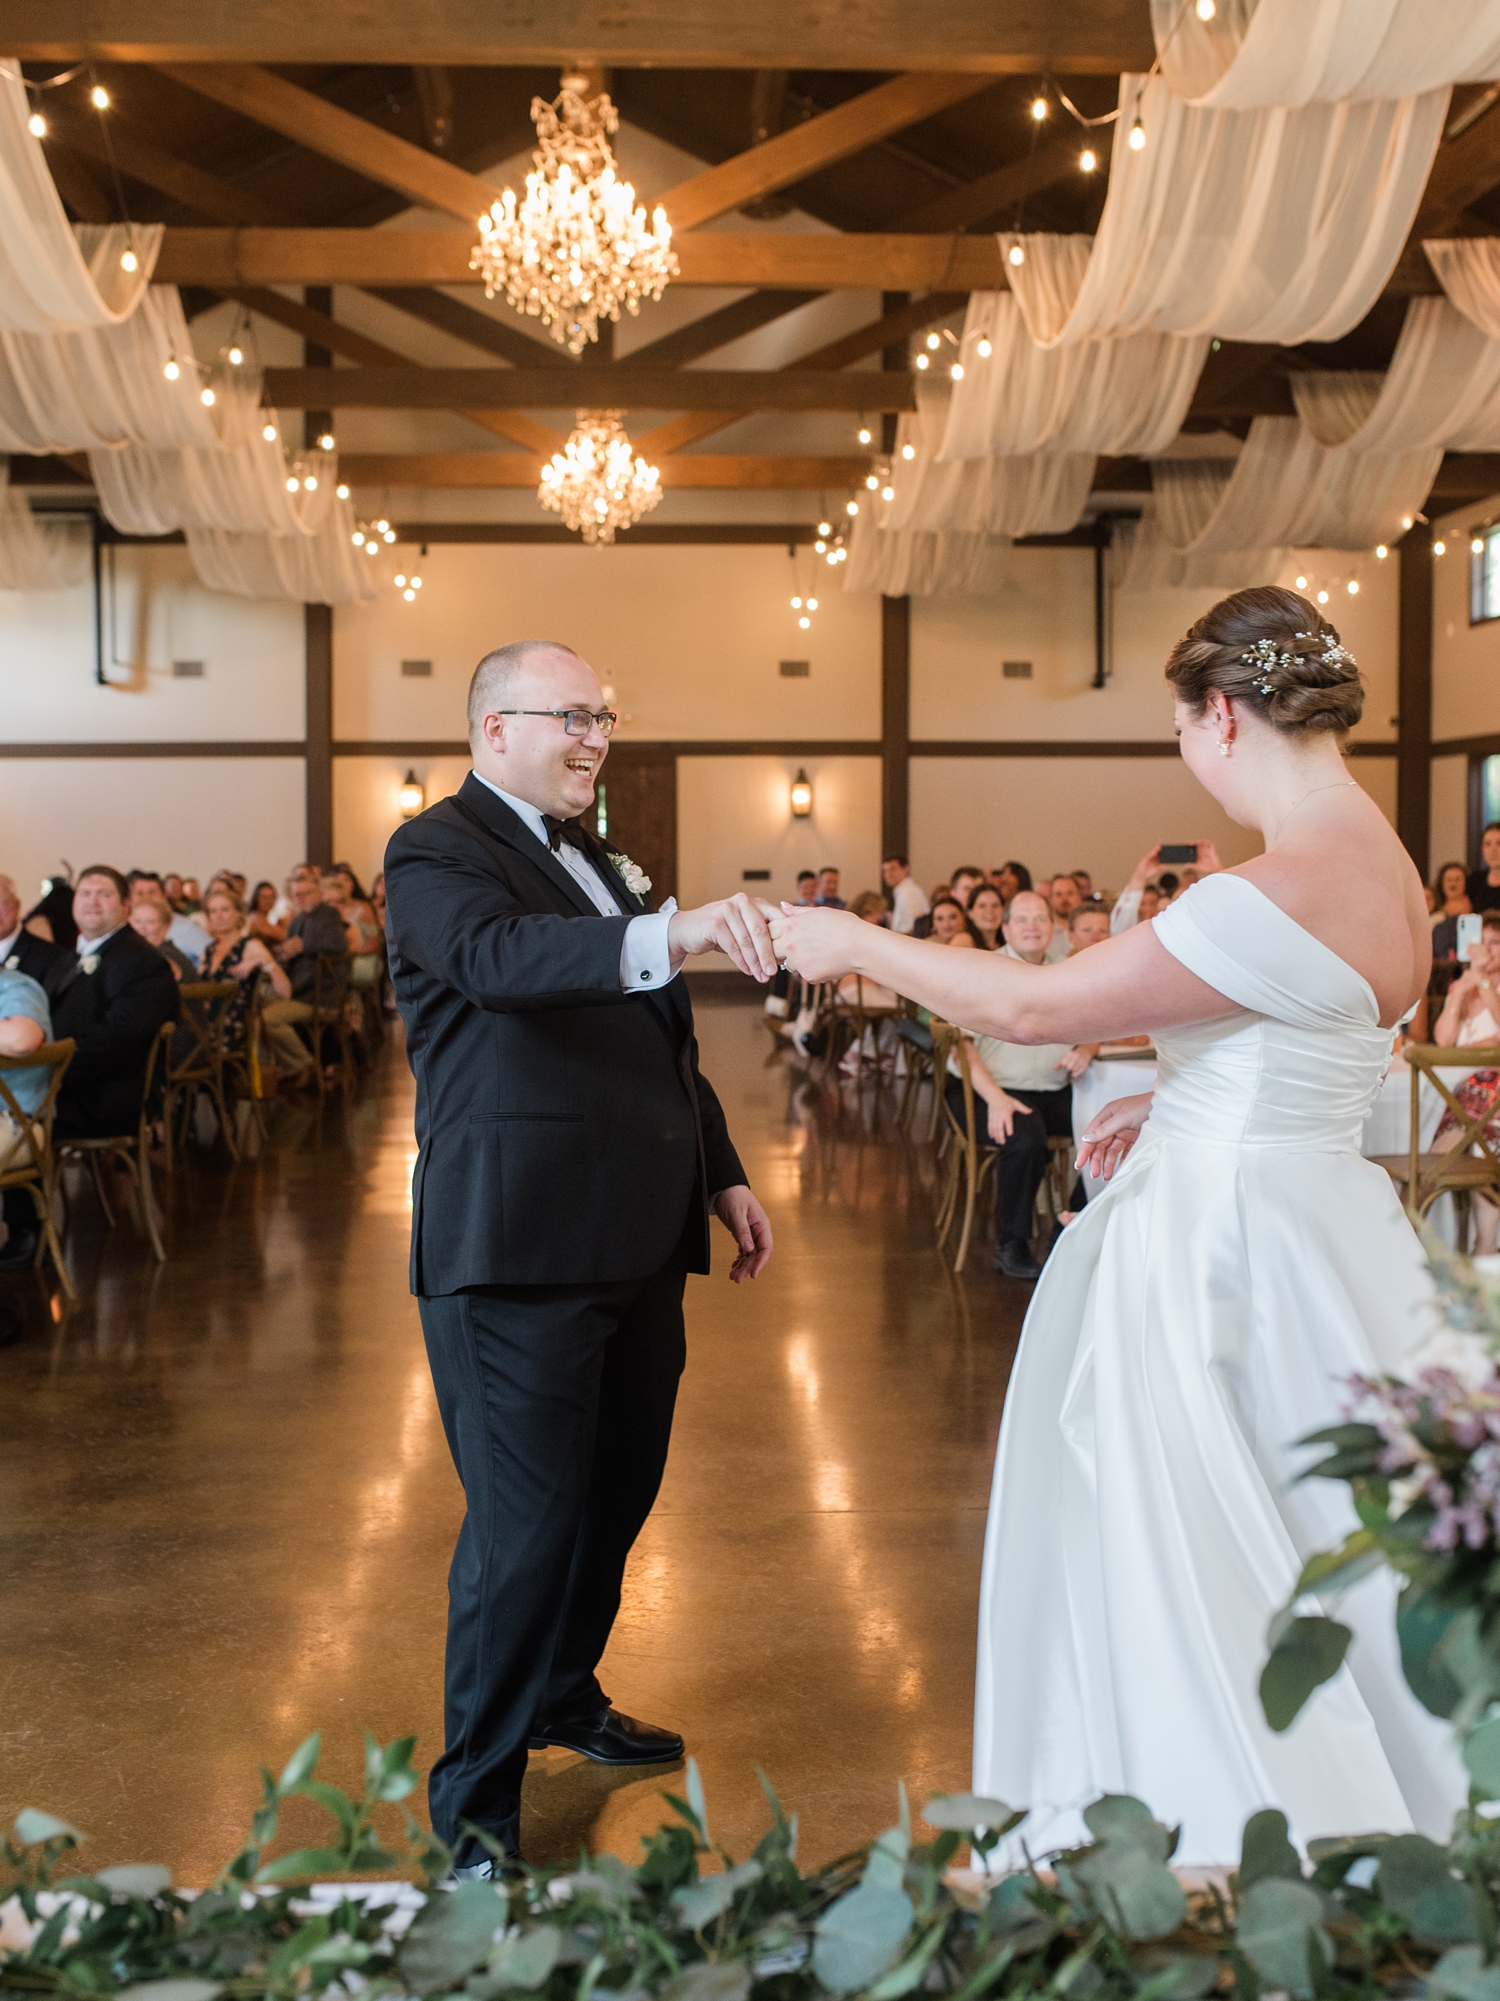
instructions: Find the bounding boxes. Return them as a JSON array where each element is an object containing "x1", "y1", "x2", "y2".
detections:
[{"x1": 778, "y1": 958, "x2": 789, "y2": 972}]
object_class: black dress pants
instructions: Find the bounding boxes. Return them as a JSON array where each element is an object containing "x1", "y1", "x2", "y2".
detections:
[
  {"x1": 946, "y1": 1080, "x2": 1073, "y2": 1245},
  {"x1": 419, "y1": 1245, "x2": 688, "y2": 1863}
]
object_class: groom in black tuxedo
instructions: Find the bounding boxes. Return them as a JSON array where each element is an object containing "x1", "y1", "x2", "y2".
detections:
[{"x1": 384, "y1": 639, "x2": 776, "y2": 1873}]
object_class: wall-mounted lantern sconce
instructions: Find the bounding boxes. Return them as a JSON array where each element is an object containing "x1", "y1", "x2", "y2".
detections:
[
  {"x1": 398, "y1": 769, "x2": 426, "y2": 819},
  {"x1": 790, "y1": 767, "x2": 813, "y2": 818}
]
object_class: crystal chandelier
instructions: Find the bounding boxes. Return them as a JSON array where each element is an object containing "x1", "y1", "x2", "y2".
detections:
[
  {"x1": 471, "y1": 75, "x2": 678, "y2": 355},
  {"x1": 538, "y1": 411, "x2": 663, "y2": 544}
]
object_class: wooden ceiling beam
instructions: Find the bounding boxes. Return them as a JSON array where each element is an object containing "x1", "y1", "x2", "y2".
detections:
[
  {"x1": 153, "y1": 63, "x2": 499, "y2": 222},
  {"x1": 361, "y1": 287, "x2": 571, "y2": 368},
  {"x1": 152, "y1": 228, "x2": 1010, "y2": 290},
  {"x1": 625, "y1": 290, "x2": 821, "y2": 367},
  {"x1": 337, "y1": 452, "x2": 875, "y2": 488},
  {"x1": 659, "y1": 73, "x2": 992, "y2": 232},
  {"x1": 260, "y1": 366, "x2": 919, "y2": 411},
  {"x1": 897, "y1": 128, "x2": 1112, "y2": 235},
  {"x1": 8, "y1": 2, "x2": 1156, "y2": 72}
]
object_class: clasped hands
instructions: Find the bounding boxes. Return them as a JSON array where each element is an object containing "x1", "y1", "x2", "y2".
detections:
[{"x1": 666, "y1": 897, "x2": 864, "y2": 985}]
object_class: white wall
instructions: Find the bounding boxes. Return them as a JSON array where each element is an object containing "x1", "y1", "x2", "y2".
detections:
[
  {"x1": 676, "y1": 756, "x2": 881, "y2": 910},
  {"x1": 1431, "y1": 754, "x2": 1469, "y2": 876},
  {"x1": 1432, "y1": 493, "x2": 1500, "y2": 744},
  {"x1": 333, "y1": 754, "x2": 470, "y2": 892}
]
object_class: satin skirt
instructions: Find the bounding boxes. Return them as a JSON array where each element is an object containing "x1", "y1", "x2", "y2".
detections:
[{"x1": 972, "y1": 1130, "x2": 1467, "y2": 1866}]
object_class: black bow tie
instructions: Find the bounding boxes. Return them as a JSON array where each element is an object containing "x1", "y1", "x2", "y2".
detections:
[{"x1": 542, "y1": 815, "x2": 588, "y2": 853}]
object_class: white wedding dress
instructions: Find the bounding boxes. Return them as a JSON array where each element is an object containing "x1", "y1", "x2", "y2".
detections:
[{"x1": 973, "y1": 874, "x2": 1467, "y2": 1865}]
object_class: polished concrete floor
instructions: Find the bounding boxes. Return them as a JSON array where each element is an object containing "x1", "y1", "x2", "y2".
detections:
[{"x1": 0, "y1": 996, "x2": 1027, "y2": 1880}]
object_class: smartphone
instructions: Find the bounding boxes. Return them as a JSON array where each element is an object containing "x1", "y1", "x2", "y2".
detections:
[
  {"x1": 1158, "y1": 843, "x2": 1198, "y2": 866},
  {"x1": 1458, "y1": 912, "x2": 1483, "y2": 962}
]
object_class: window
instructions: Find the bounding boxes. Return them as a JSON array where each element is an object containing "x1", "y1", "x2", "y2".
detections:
[
  {"x1": 1483, "y1": 755, "x2": 1500, "y2": 833},
  {"x1": 1471, "y1": 525, "x2": 1500, "y2": 623}
]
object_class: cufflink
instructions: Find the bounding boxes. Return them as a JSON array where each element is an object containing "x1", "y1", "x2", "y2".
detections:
[{"x1": 641, "y1": 970, "x2": 653, "y2": 981}]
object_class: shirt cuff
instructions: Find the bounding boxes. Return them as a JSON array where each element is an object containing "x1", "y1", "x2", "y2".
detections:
[
  {"x1": 620, "y1": 905, "x2": 677, "y2": 992},
  {"x1": 1110, "y1": 888, "x2": 1142, "y2": 935}
]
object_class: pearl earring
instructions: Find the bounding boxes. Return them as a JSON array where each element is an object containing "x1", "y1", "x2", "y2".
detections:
[{"x1": 1218, "y1": 737, "x2": 1232, "y2": 756}]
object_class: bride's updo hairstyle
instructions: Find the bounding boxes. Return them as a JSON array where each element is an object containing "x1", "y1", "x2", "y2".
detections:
[{"x1": 1164, "y1": 585, "x2": 1364, "y2": 738}]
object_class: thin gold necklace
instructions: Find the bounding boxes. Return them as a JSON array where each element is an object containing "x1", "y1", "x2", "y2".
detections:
[{"x1": 1283, "y1": 776, "x2": 1358, "y2": 818}]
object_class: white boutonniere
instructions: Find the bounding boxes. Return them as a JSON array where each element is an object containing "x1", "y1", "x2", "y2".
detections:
[
  {"x1": 3, "y1": 955, "x2": 17, "y2": 970},
  {"x1": 80, "y1": 954, "x2": 99, "y2": 975},
  {"x1": 610, "y1": 853, "x2": 652, "y2": 897}
]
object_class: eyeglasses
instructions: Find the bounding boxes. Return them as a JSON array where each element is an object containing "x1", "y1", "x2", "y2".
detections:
[{"x1": 495, "y1": 708, "x2": 618, "y2": 737}]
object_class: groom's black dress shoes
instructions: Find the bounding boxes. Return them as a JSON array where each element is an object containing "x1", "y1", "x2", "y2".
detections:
[
  {"x1": 993, "y1": 1239, "x2": 1044, "y2": 1281},
  {"x1": 529, "y1": 1707, "x2": 684, "y2": 1765}
]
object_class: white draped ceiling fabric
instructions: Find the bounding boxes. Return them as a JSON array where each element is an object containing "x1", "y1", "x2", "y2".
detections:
[
  {"x1": 185, "y1": 517, "x2": 378, "y2": 605},
  {"x1": 1150, "y1": 0, "x2": 1500, "y2": 106},
  {"x1": 1425, "y1": 237, "x2": 1500, "y2": 339},
  {"x1": 0, "y1": 482, "x2": 90, "y2": 590},
  {"x1": 0, "y1": 73, "x2": 160, "y2": 332},
  {"x1": 842, "y1": 507, "x2": 1016, "y2": 598},
  {"x1": 1291, "y1": 294, "x2": 1500, "y2": 452},
  {"x1": 938, "y1": 292, "x2": 1207, "y2": 459},
  {"x1": 1114, "y1": 503, "x2": 1287, "y2": 592},
  {"x1": 876, "y1": 379, "x2": 1094, "y2": 541},
  {"x1": 997, "y1": 74, "x2": 1446, "y2": 348}
]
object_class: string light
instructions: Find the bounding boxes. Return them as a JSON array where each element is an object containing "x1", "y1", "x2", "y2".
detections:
[
  {"x1": 798, "y1": 615, "x2": 810, "y2": 629},
  {"x1": 1030, "y1": 96, "x2": 1048, "y2": 121},
  {"x1": 90, "y1": 83, "x2": 109, "y2": 110},
  {"x1": 817, "y1": 519, "x2": 832, "y2": 536},
  {"x1": 901, "y1": 443, "x2": 915, "y2": 460},
  {"x1": 336, "y1": 483, "x2": 349, "y2": 499},
  {"x1": 807, "y1": 596, "x2": 817, "y2": 610},
  {"x1": 857, "y1": 424, "x2": 872, "y2": 445},
  {"x1": 262, "y1": 422, "x2": 278, "y2": 442},
  {"x1": 1433, "y1": 539, "x2": 1447, "y2": 556},
  {"x1": 1347, "y1": 579, "x2": 1359, "y2": 594},
  {"x1": 1316, "y1": 588, "x2": 1329, "y2": 602},
  {"x1": 881, "y1": 484, "x2": 895, "y2": 501},
  {"x1": 976, "y1": 336, "x2": 992, "y2": 358},
  {"x1": 815, "y1": 539, "x2": 826, "y2": 553},
  {"x1": 286, "y1": 476, "x2": 300, "y2": 492},
  {"x1": 1475, "y1": 536, "x2": 1487, "y2": 554},
  {"x1": 925, "y1": 333, "x2": 941, "y2": 350},
  {"x1": 1196, "y1": 0, "x2": 1216, "y2": 16},
  {"x1": 120, "y1": 248, "x2": 138, "y2": 272},
  {"x1": 163, "y1": 358, "x2": 180, "y2": 381},
  {"x1": 304, "y1": 473, "x2": 317, "y2": 490},
  {"x1": 384, "y1": 528, "x2": 396, "y2": 544},
  {"x1": 1128, "y1": 117, "x2": 1145, "y2": 150},
  {"x1": 1401, "y1": 515, "x2": 1413, "y2": 530},
  {"x1": 847, "y1": 500, "x2": 859, "y2": 516},
  {"x1": 865, "y1": 473, "x2": 879, "y2": 490},
  {"x1": 1008, "y1": 243, "x2": 1025, "y2": 267},
  {"x1": 1375, "y1": 544, "x2": 1388, "y2": 558},
  {"x1": 914, "y1": 352, "x2": 929, "y2": 370},
  {"x1": 950, "y1": 362, "x2": 963, "y2": 381},
  {"x1": 200, "y1": 386, "x2": 215, "y2": 406},
  {"x1": 1294, "y1": 574, "x2": 1308, "y2": 589},
  {"x1": 27, "y1": 111, "x2": 45, "y2": 138},
  {"x1": 352, "y1": 530, "x2": 365, "y2": 546},
  {"x1": 395, "y1": 573, "x2": 407, "y2": 588},
  {"x1": 1080, "y1": 148, "x2": 1096, "y2": 173},
  {"x1": 318, "y1": 432, "x2": 335, "y2": 451},
  {"x1": 404, "y1": 587, "x2": 417, "y2": 602},
  {"x1": 791, "y1": 595, "x2": 802, "y2": 609}
]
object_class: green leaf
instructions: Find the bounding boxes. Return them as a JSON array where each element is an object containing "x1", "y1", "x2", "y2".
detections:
[
  {"x1": 1430, "y1": 1944, "x2": 1500, "y2": 2001},
  {"x1": 685, "y1": 1758, "x2": 710, "y2": 1847},
  {"x1": 864, "y1": 1825, "x2": 910, "y2": 1895},
  {"x1": 1237, "y1": 1810, "x2": 1302, "y2": 1894},
  {"x1": 1465, "y1": 1717, "x2": 1500, "y2": 1799},
  {"x1": 670, "y1": 1858, "x2": 763, "y2": 1930},
  {"x1": 1073, "y1": 1844, "x2": 1187, "y2": 1941},
  {"x1": 813, "y1": 1881, "x2": 915, "y2": 1992},
  {"x1": 95, "y1": 1863, "x2": 173, "y2": 1897},
  {"x1": 402, "y1": 1879, "x2": 509, "y2": 1990},
  {"x1": 278, "y1": 1733, "x2": 321, "y2": 1793},
  {"x1": 265, "y1": 1915, "x2": 333, "y2": 1982},
  {"x1": 1082, "y1": 1796, "x2": 1172, "y2": 1863},
  {"x1": 1234, "y1": 1878, "x2": 1329, "y2": 1998},
  {"x1": 866, "y1": 1920, "x2": 949, "y2": 2001},
  {"x1": 376, "y1": 1736, "x2": 420, "y2": 1803},
  {"x1": 923, "y1": 1795, "x2": 1026, "y2": 1836},
  {"x1": 291, "y1": 1779, "x2": 360, "y2": 1834},
  {"x1": 1378, "y1": 1834, "x2": 1479, "y2": 1945},
  {"x1": 13, "y1": 1808, "x2": 84, "y2": 1847},
  {"x1": 1399, "y1": 1585, "x2": 1467, "y2": 1719},
  {"x1": 1259, "y1": 1615, "x2": 1351, "y2": 1732},
  {"x1": 1130, "y1": 1958, "x2": 1219, "y2": 2001},
  {"x1": 484, "y1": 1928, "x2": 561, "y2": 1993},
  {"x1": 255, "y1": 1845, "x2": 360, "y2": 1883},
  {"x1": 1295, "y1": 1530, "x2": 1382, "y2": 1598}
]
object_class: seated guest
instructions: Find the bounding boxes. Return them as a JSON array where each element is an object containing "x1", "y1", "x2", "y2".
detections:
[
  {"x1": 370, "y1": 870, "x2": 387, "y2": 931},
  {"x1": 1070, "y1": 870, "x2": 1094, "y2": 899},
  {"x1": 51, "y1": 865, "x2": 180, "y2": 1141},
  {"x1": 129, "y1": 895, "x2": 198, "y2": 982},
  {"x1": 949, "y1": 865, "x2": 986, "y2": 911},
  {"x1": 967, "y1": 882, "x2": 1005, "y2": 951},
  {"x1": 881, "y1": 853, "x2": 930, "y2": 935},
  {"x1": 1110, "y1": 842, "x2": 1222, "y2": 934},
  {"x1": 259, "y1": 868, "x2": 348, "y2": 1088},
  {"x1": 24, "y1": 874, "x2": 77, "y2": 949},
  {"x1": 836, "y1": 893, "x2": 900, "y2": 1042},
  {"x1": 202, "y1": 884, "x2": 292, "y2": 1052},
  {"x1": 929, "y1": 894, "x2": 978, "y2": 947},
  {"x1": 992, "y1": 861, "x2": 1031, "y2": 901},
  {"x1": 1431, "y1": 860, "x2": 1472, "y2": 963},
  {"x1": 946, "y1": 890, "x2": 1094, "y2": 1281},
  {"x1": 1068, "y1": 903, "x2": 1111, "y2": 953},
  {"x1": 814, "y1": 866, "x2": 846, "y2": 909},
  {"x1": 130, "y1": 872, "x2": 210, "y2": 964},
  {"x1": 1431, "y1": 909, "x2": 1500, "y2": 1253},
  {"x1": 247, "y1": 880, "x2": 286, "y2": 945},
  {"x1": 1468, "y1": 822, "x2": 1500, "y2": 917},
  {"x1": 163, "y1": 872, "x2": 187, "y2": 913},
  {"x1": 325, "y1": 866, "x2": 382, "y2": 957},
  {"x1": 1046, "y1": 872, "x2": 1081, "y2": 924},
  {"x1": 0, "y1": 962, "x2": 50, "y2": 1264},
  {"x1": 793, "y1": 870, "x2": 818, "y2": 908},
  {"x1": 178, "y1": 876, "x2": 203, "y2": 914},
  {"x1": 0, "y1": 871, "x2": 72, "y2": 1002}
]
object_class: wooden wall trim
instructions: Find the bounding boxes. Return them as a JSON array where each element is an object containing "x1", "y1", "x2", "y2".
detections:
[
  {"x1": 911, "y1": 739, "x2": 1399, "y2": 758},
  {"x1": 1397, "y1": 529, "x2": 1434, "y2": 876},
  {"x1": 0, "y1": 740, "x2": 307, "y2": 757},
  {"x1": 329, "y1": 738, "x2": 887, "y2": 757},
  {"x1": 0, "y1": 737, "x2": 1402, "y2": 761},
  {"x1": 1434, "y1": 734, "x2": 1500, "y2": 758}
]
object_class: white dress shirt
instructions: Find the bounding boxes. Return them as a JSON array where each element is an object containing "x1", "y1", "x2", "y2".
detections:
[
  {"x1": 0, "y1": 926, "x2": 20, "y2": 966},
  {"x1": 889, "y1": 875, "x2": 930, "y2": 935},
  {"x1": 76, "y1": 926, "x2": 125, "y2": 956},
  {"x1": 1110, "y1": 888, "x2": 1142, "y2": 935},
  {"x1": 473, "y1": 773, "x2": 677, "y2": 993}
]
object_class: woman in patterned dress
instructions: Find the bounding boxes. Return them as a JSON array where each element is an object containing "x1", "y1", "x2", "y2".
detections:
[
  {"x1": 1432, "y1": 907, "x2": 1500, "y2": 1252},
  {"x1": 201, "y1": 884, "x2": 291, "y2": 1052}
]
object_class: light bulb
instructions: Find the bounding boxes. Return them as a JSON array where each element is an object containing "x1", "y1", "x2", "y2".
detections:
[
  {"x1": 336, "y1": 483, "x2": 349, "y2": 499},
  {"x1": 1196, "y1": 0, "x2": 1216, "y2": 16},
  {"x1": 790, "y1": 595, "x2": 802, "y2": 609},
  {"x1": 976, "y1": 337, "x2": 992, "y2": 357},
  {"x1": 857, "y1": 426, "x2": 872, "y2": 445},
  {"x1": 914, "y1": 352, "x2": 929, "y2": 370},
  {"x1": 926, "y1": 333, "x2": 941, "y2": 351},
  {"x1": 403, "y1": 587, "x2": 416, "y2": 602},
  {"x1": 286, "y1": 476, "x2": 300, "y2": 492},
  {"x1": 200, "y1": 386, "x2": 215, "y2": 406},
  {"x1": 1008, "y1": 243, "x2": 1025, "y2": 267},
  {"x1": 1375, "y1": 544, "x2": 1388, "y2": 558},
  {"x1": 163, "y1": 358, "x2": 180, "y2": 381},
  {"x1": 847, "y1": 500, "x2": 859, "y2": 516},
  {"x1": 881, "y1": 485, "x2": 895, "y2": 501},
  {"x1": 1434, "y1": 539, "x2": 1446, "y2": 556},
  {"x1": 1080, "y1": 148, "x2": 1096, "y2": 173},
  {"x1": 814, "y1": 539, "x2": 826, "y2": 554},
  {"x1": 90, "y1": 84, "x2": 110, "y2": 110},
  {"x1": 262, "y1": 422, "x2": 277, "y2": 442},
  {"x1": 120, "y1": 247, "x2": 138, "y2": 273},
  {"x1": 384, "y1": 530, "x2": 396, "y2": 543},
  {"x1": 807, "y1": 597, "x2": 818, "y2": 610},
  {"x1": 1295, "y1": 574, "x2": 1308, "y2": 589},
  {"x1": 394, "y1": 573, "x2": 407, "y2": 587},
  {"x1": 227, "y1": 345, "x2": 243, "y2": 365},
  {"x1": 836, "y1": 548, "x2": 847, "y2": 561},
  {"x1": 1031, "y1": 96, "x2": 1048, "y2": 121},
  {"x1": 901, "y1": 444, "x2": 915, "y2": 460},
  {"x1": 1401, "y1": 515, "x2": 1413, "y2": 529},
  {"x1": 1347, "y1": 579, "x2": 1359, "y2": 594},
  {"x1": 1128, "y1": 118, "x2": 1145, "y2": 150},
  {"x1": 304, "y1": 474, "x2": 317, "y2": 490},
  {"x1": 1316, "y1": 589, "x2": 1329, "y2": 603},
  {"x1": 1475, "y1": 537, "x2": 1487, "y2": 554},
  {"x1": 798, "y1": 615, "x2": 810, "y2": 629},
  {"x1": 376, "y1": 518, "x2": 389, "y2": 531},
  {"x1": 827, "y1": 552, "x2": 838, "y2": 565},
  {"x1": 865, "y1": 474, "x2": 879, "y2": 490},
  {"x1": 412, "y1": 576, "x2": 422, "y2": 589},
  {"x1": 817, "y1": 520, "x2": 831, "y2": 536},
  {"x1": 950, "y1": 362, "x2": 964, "y2": 381},
  {"x1": 319, "y1": 432, "x2": 335, "y2": 451},
  {"x1": 27, "y1": 111, "x2": 45, "y2": 138},
  {"x1": 353, "y1": 531, "x2": 365, "y2": 546}
]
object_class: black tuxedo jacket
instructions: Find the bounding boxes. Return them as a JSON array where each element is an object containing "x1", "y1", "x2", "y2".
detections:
[
  {"x1": 3, "y1": 929, "x2": 74, "y2": 1005},
  {"x1": 52, "y1": 926, "x2": 181, "y2": 1139},
  {"x1": 384, "y1": 773, "x2": 745, "y2": 1295}
]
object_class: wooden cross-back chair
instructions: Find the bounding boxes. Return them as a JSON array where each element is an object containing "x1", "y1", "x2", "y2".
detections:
[
  {"x1": 164, "y1": 980, "x2": 242, "y2": 1168},
  {"x1": 310, "y1": 950, "x2": 357, "y2": 1098},
  {"x1": 1370, "y1": 1041, "x2": 1500, "y2": 1248},
  {"x1": 57, "y1": 1019, "x2": 174, "y2": 1263},
  {"x1": 932, "y1": 1022, "x2": 997, "y2": 1274},
  {"x1": 0, "y1": 1037, "x2": 76, "y2": 1298},
  {"x1": 821, "y1": 974, "x2": 901, "y2": 1083}
]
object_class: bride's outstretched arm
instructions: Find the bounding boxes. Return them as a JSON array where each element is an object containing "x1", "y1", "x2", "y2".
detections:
[{"x1": 767, "y1": 903, "x2": 1238, "y2": 1044}]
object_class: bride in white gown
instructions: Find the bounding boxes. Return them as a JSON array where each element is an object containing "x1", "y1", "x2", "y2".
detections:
[{"x1": 768, "y1": 586, "x2": 1466, "y2": 1864}]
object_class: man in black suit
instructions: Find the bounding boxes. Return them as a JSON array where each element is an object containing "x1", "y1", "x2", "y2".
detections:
[
  {"x1": 51, "y1": 865, "x2": 180, "y2": 1141},
  {"x1": 385, "y1": 639, "x2": 777, "y2": 1875},
  {"x1": 0, "y1": 871, "x2": 73, "y2": 1003}
]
